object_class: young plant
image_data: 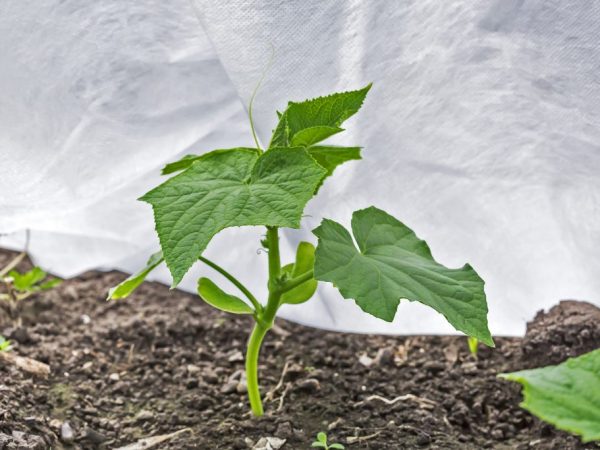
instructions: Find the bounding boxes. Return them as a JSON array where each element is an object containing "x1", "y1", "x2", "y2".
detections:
[
  {"x1": 312, "y1": 432, "x2": 344, "y2": 449},
  {"x1": 109, "y1": 84, "x2": 493, "y2": 416},
  {"x1": 0, "y1": 335, "x2": 12, "y2": 352},
  {"x1": 467, "y1": 336, "x2": 479, "y2": 358},
  {"x1": 500, "y1": 349, "x2": 600, "y2": 443},
  {"x1": 1, "y1": 253, "x2": 62, "y2": 327}
]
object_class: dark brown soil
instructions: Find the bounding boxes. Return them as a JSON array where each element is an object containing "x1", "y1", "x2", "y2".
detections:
[{"x1": 0, "y1": 249, "x2": 598, "y2": 449}]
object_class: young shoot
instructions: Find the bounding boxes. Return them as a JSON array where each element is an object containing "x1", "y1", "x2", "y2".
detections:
[
  {"x1": 467, "y1": 336, "x2": 479, "y2": 358},
  {"x1": 109, "y1": 84, "x2": 493, "y2": 417},
  {"x1": 0, "y1": 335, "x2": 12, "y2": 352},
  {"x1": 312, "y1": 432, "x2": 344, "y2": 449},
  {"x1": 1, "y1": 247, "x2": 62, "y2": 327}
]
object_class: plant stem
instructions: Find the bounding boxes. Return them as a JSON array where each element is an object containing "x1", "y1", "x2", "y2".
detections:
[
  {"x1": 245, "y1": 321, "x2": 268, "y2": 416},
  {"x1": 0, "y1": 252, "x2": 26, "y2": 278},
  {"x1": 245, "y1": 226, "x2": 282, "y2": 417},
  {"x1": 198, "y1": 255, "x2": 262, "y2": 312},
  {"x1": 265, "y1": 226, "x2": 281, "y2": 284}
]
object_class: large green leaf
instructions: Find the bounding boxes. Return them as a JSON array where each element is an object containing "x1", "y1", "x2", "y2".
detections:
[
  {"x1": 197, "y1": 277, "x2": 254, "y2": 314},
  {"x1": 281, "y1": 242, "x2": 318, "y2": 305},
  {"x1": 141, "y1": 147, "x2": 326, "y2": 285},
  {"x1": 500, "y1": 349, "x2": 600, "y2": 443},
  {"x1": 269, "y1": 84, "x2": 371, "y2": 148},
  {"x1": 107, "y1": 251, "x2": 164, "y2": 300},
  {"x1": 312, "y1": 206, "x2": 493, "y2": 346}
]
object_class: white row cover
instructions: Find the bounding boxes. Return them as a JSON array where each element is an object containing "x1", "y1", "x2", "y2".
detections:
[{"x1": 1, "y1": 0, "x2": 599, "y2": 336}]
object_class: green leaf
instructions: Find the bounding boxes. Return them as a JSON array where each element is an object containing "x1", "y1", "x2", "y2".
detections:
[
  {"x1": 310, "y1": 443, "x2": 326, "y2": 449},
  {"x1": 9, "y1": 267, "x2": 47, "y2": 291},
  {"x1": 281, "y1": 242, "x2": 318, "y2": 305},
  {"x1": 36, "y1": 278, "x2": 62, "y2": 291},
  {"x1": 197, "y1": 277, "x2": 254, "y2": 314},
  {"x1": 500, "y1": 349, "x2": 600, "y2": 443},
  {"x1": 107, "y1": 251, "x2": 164, "y2": 300},
  {"x1": 329, "y1": 444, "x2": 345, "y2": 450},
  {"x1": 269, "y1": 84, "x2": 372, "y2": 148},
  {"x1": 312, "y1": 206, "x2": 493, "y2": 346},
  {"x1": 141, "y1": 147, "x2": 326, "y2": 285},
  {"x1": 308, "y1": 146, "x2": 361, "y2": 179},
  {"x1": 161, "y1": 154, "x2": 203, "y2": 175},
  {"x1": 317, "y1": 432, "x2": 327, "y2": 443},
  {"x1": 290, "y1": 126, "x2": 344, "y2": 147},
  {"x1": 0, "y1": 336, "x2": 11, "y2": 352}
]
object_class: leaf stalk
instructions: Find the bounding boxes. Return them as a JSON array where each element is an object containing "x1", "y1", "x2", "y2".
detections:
[{"x1": 198, "y1": 255, "x2": 261, "y2": 313}]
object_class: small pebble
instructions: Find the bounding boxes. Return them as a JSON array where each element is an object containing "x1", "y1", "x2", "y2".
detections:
[
  {"x1": 60, "y1": 422, "x2": 74, "y2": 443},
  {"x1": 358, "y1": 353, "x2": 374, "y2": 367},
  {"x1": 295, "y1": 378, "x2": 320, "y2": 393},
  {"x1": 275, "y1": 421, "x2": 293, "y2": 438},
  {"x1": 236, "y1": 380, "x2": 247, "y2": 394},
  {"x1": 221, "y1": 380, "x2": 238, "y2": 394},
  {"x1": 227, "y1": 351, "x2": 244, "y2": 362},
  {"x1": 135, "y1": 410, "x2": 154, "y2": 422}
]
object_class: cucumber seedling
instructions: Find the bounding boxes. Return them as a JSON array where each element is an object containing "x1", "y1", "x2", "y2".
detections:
[
  {"x1": 468, "y1": 336, "x2": 479, "y2": 358},
  {"x1": 0, "y1": 335, "x2": 11, "y2": 352},
  {"x1": 312, "y1": 432, "x2": 344, "y2": 449},
  {"x1": 109, "y1": 84, "x2": 494, "y2": 416},
  {"x1": 0, "y1": 241, "x2": 62, "y2": 327}
]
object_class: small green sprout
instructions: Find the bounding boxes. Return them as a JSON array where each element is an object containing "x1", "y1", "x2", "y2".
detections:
[
  {"x1": 0, "y1": 244, "x2": 62, "y2": 326},
  {"x1": 311, "y1": 432, "x2": 344, "y2": 449},
  {"x1": 0, "y1": 335, "x2": 12, "y2": 352},
  {"x1": 467, "y1": 336, "x2": 479, "y2": 358},
  {"x1": 109, "y1": 85, "x2": 493, "y2": 417}
]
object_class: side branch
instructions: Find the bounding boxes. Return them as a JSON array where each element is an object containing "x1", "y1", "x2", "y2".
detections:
[
  {"x1": 198, "y1": 255, "x2": 262, "y2": 312},
  {"x1": 280, "y1": 270, "x2": 314, "y2": 293}
]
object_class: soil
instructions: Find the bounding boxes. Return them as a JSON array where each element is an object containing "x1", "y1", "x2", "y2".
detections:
[{"x1": 0, "y1": 249, "x2": 598, "y2": 450}]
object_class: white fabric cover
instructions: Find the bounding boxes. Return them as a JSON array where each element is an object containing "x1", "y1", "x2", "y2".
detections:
[{"x1": 1, "y1": 0, "x2": 599, "y2": 336}]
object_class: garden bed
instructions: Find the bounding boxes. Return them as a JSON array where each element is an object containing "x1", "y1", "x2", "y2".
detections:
[{"x1": 0, "y1": 249, "x2": 598, "y2": 449}]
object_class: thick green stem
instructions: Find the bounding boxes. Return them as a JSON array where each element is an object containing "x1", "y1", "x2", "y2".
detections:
[
  {"x1": 245, "y1": 226, "x2": 282, "y2": 417},
  {"x1": 266, "y1": 226, "x2": 281, "y2": 283},
  {"x1": 245, "y1": 322, "x2": 268, "y2": 416}
]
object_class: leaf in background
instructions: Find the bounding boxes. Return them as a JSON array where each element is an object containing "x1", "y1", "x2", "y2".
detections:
[
  {"x1": 0, "y1": 335, "x2": 11, "y2": 352},
  {"x1": 500, "y1": 349, "x2": 600, "y2": 443},
  {"x1": 161, "y1": 147, "x2": 260, "y2": 175},
  {"x1": 141, "y1": 147, "x2": 326, "y2": 286},
  {"x1": 161, "y1": 154, "x2": 202, "y2": 175},
  {"x1": 9, "y1": 267, "x2": 47, "y2": 291},
  {"x1": 281, "y1": 242, "x2": 318, "y2": 305},
  {"x1": 36, "y1": 278, "x2": 62, "y2": 291},
  {"x1": 107, "y1": 251, "x2": 164, "y2": 300},
  {"x1": 313, "y1": 206, "x2": 493, "y2": 346},
  {"x1": 269, "y1": 84, "x2": 371, "y2": 148},
  {"x1": 197, "y1": 277, "x2": 254, "y2": 314}
]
